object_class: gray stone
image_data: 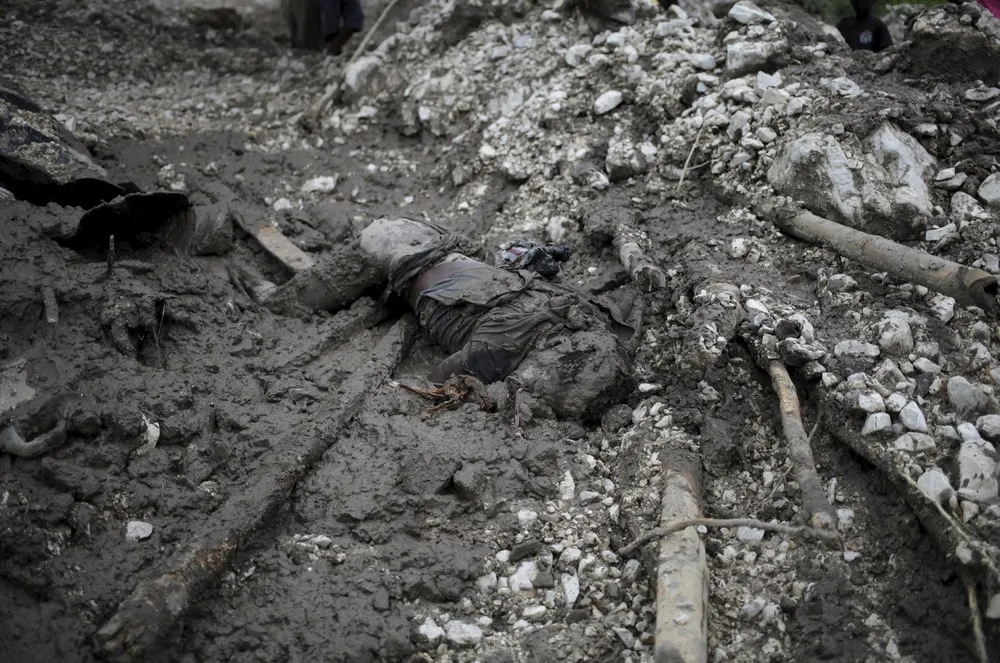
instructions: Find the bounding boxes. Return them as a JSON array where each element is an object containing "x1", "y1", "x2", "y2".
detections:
[
  {"x1": 727, "y1": 111, "x2": 751, "y2": 141},
  {"x1": 952, "y1": 191, "x2": 989, "y2": 224},
  {"x1": 125, "y1": 520, "x2": 153, "y2": 542},
  {"x1": 925, "y1": 223, "x2": 957, "y2": 242},
  {"x1": 957, "y1": 439, "x2": 1000, "y2": 502},
  {"x1": 757, "y1": 127, "x2": 777, "y2": 143},
  {"x1": 725, "y1": 41, "x2": 782, "y2": 75},
  {"x1": 518, "y1": 508, "x2": 538, "y2": 528},
  {"x1": 827, "y1": 274, "x2": 858, "y2": 292},
  {"x1": 929, "y1": 295, "x2": 956, "y2": 323},
  {"x1": 877, "y1": 318, "x2": 913, "y2": 356},
  {"x1": 614, "y1": 627, "x2": 636, "y2": 649},
  {"x1": 917, "y1": 468, "x2": 954, "y2": 504},
  {"x1": 477, "y1": 572, "x2": 498, "y2": 592},
  {"x1": 862, "y1": 413, "x2": 891, "y2": 435},
  {"x1": 979, "y1": 173, "x2": 1000, "y2": 208},
  {"x1": 948, "y1": 376, "x2": 994, "y2": 416},
  {"x1": 851, "y1": 390, "x2": 886, "y2": 413},
  {"x1": 743, "y1": 597, "x2": 767, "y2": 617},
  {"x1": 343, "y1": 55, "x2": 385, "y2": 97},
  {"x1": 768, "y1": 133, "x2": 862, "y2": 224},
  {"x1": 606, "y1": 135, "x2": 651, "y2": 181},
  {"x1": 594, "y1": 90, "x2": 623, "y2": 115},
  {"x1": 522, "y1": 605, "x2": 548, "y2": 621},
  {"x1": 728, "y1": 1, "x2": 775, "y2": 24},
  {"x1": 820, "y1": 77, "x2": 863, "y2": 98},
  {"x1": 913, "y1": 358, "x2": 941, "y2": 374},
  {"x1": 899, "y1": 401, "x2": 928, "y2": 432},
  {"x1": 444, "y1": 621, "x2": 483, "y2": 648},
  {"x1": 958, "y1": 422, "x2": 983, "y2": 441},
  {"x1": 977, "y1": 415, "x2": 1000, "y2": 441}
]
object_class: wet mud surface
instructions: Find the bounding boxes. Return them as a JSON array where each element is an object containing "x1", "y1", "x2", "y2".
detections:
[{"x1": 2, "y1": 1, "x2": 999, "y2": 662}]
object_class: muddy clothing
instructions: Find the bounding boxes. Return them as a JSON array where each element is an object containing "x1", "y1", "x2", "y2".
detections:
[
  {"x1": 387, "y1": 238, "x2": 635, "y2": 415},
  {"x1": 320, "y1": 0, "x2": 364, "y2": 41},
  {"x1": 980, "y1": 0, "x2": 1000, "y2": 18},
  {"x1": 837, "y1": 13, "x2": 892, "y2": 52}
]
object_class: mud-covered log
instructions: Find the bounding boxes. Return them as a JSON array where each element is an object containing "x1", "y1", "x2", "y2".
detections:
[
  {"x1": 767, "y1": 361, "x2": 837, "y2": 531},
  {"x1": 653, "y1": 450, "x2": 708, "y2": 663},
  {"x1": 93, "y1": 317, "x2": 417, "y2": 663},
  {"x1": 773, "y1": 209, "x2": 998, "y2": 312},
  {"x1": 612, "y1": 222, "x2": 666, "y2": 292}
]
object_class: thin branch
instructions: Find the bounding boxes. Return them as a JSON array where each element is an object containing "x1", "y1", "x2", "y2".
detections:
[
  {"x1": 618, "y1": 516, "x2": 840, "y2": 557},
  {"x1": 965, "y1": 576, "x2": 989, "y2": 663},
  {"x1": 676, "y1": 122, "x2": 706, "y2": 192}
]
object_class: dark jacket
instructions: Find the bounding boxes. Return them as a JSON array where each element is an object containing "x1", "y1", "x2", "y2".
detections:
[{"x1": 837, "y1": 13, "x2": 893, "y2": 52}]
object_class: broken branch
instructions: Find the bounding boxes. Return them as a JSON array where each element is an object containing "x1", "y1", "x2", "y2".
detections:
[
  {"x1": 93, "y1": 317, "x2": 417, "y2": 662},
  {"x1": 619, "y1": 516, "x2": 840, "y2": 557},
  {"x1": 965, "y1": 576, "x2": 989, "y2": 663},
  {"x1": 770, "y1": 208, "x2": 998, "y2": 311},
  {"x1": 767, "y1": 361, "x2": 838, "y2": 531},
  {"x1": 652, "y1": 454, "x2": 708, "y2": 663}
]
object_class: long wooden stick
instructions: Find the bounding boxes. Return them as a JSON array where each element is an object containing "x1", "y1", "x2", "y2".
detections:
[
  {"x1": 93, "y1": 318, "x2": 416, "y2": 662},
  {"x1": 304, "y1": 0, "x2": 402, "y2": 129},
  {"x1": 771, "y1": 208, "x2": 998, "y2": 311},
  {"x1": 767, "y1": 361, "x2": 837, "y2": 531}
]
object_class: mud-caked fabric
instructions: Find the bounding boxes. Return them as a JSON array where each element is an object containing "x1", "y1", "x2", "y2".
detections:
[{"x1": 319, "y1": 0, "x2": 365, "y2": 40}]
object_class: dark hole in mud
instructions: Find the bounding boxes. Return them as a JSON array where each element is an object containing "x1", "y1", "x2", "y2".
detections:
[{"x1": 56, "y1": 191, "x2": 191, "y2": 255}]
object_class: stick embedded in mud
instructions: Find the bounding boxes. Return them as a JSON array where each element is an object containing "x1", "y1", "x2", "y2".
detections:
[
  {"x1": 767, "y1": 361, "x2": 838, "y2": 532},
  {"x1": 771, "y1": 209, "x2": 998, "y2": 312},
  {"x1": 93, "y1": 317, "x2": 416, "y2": 663}
]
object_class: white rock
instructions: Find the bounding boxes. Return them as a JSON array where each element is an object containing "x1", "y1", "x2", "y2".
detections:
[
  {"x1": 272, "y1": 198, "x2": 293, "y2": 212},
  {"x1": 899, "y1": 401, "x2": 928, "y2": 433},
  {"x1": 786, "y1": 96, "x2": 809, "y2": 116},
  {"x1": 510, "y1": 560, "x2": 538, "y2": 592},
  {"x1": 979, "y1": 173, "x2": 1000, "y2": 208},
  {"x1": 958, "y1": 422, "x2": 983, "y2": 441},
  {"x1": 301, "y1": 176, "x2": 337, "y2": 194},
  {"x1": 958, "y1": 439, "x2": 1000, "y2": 502},
  {"x1": 689, "y1": 53, "x2": 716, "y2": 70},
  {"x1": 477, "y1": 572, "x2": 498, "y2": 592},
  {"x1": 594, "y1": 90, "x2": 623, "y2": 115},
  {"x1": 561, "y1": 573, "x2": 580, "y2": 606},
  {"x1": 522, "y1": 605, "x2": 548, "y2": 621},
  {"x1": 726, "y1": 41, "x2": 774, "y2": 74},
  {"x1": 987, "y1": 593, "x2": 1000, "y2": 620},
  {"x1": 560, "y1": 547, "x2": 582, "y2": 566},
  {"x1": 837, "y1": 508, "x2": 855, "y2": 531},
  {"x1": 912, "y1": 358, "x2": 940, "y2": 374},
  {"x1": 418, "y1": 617, "x2": 445, "y2": 644},
  {"x1": 736, "y1": 526, "x2": 765, "y2": 542},
  {"x1": 728, "y1": 1, "x2": 775, "y2": 24},
  {"x1": 877, "y1": 318, "x2": 913, "y2": 356},
  {"x1": 125, "y1": 520, "x2": 153, "y2": 542},
  {"x1": 852, "y1": 390, "x2": 886, "y2": 413},
  {"x1": 518, "y1": 508, "x2": 538, "y2": 528},
  {"x1": 917, "y1": 468, "x2": 954, "y2": 504},
  {"x1": 559, "y1": 471, "x2": 576, "y2": 502},
  {"x1": 729, "y1": 237, "x2": 750, "y2": 258},
  {"x1": 767, "y1": 133, "x2": 862, "y2": 224},
  {"x1": 444, "y1": 621, "x2": 483, "y2": 648},
  {"x1": 976, "y1": 414, "x2": 1000, "y2": 441},
  {"x1": 834, "y1": 340, "x2": 880, "y2": 358},
  {"x1": 756, "y1": 127, "x2": 777, "y2": 143},
  {"x1": 862, "y1": 413, "x2": 891, "y2": 435},
  {"x1": 885, "y1": 393, "x2": 907, "y2": 413},
  {"x1": 924, "y1": 223, "x2": 957, "y2": 242},
  {"x1": 952, "y1": 191, "x2": 989, "y2": 224},
  {"x1": 821, "y1": 77, "x2": 863, "y2": 98}
]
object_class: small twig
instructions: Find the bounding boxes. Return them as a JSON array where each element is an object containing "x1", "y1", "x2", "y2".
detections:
[
  {"x1": 106, "y1": 235, "x2": 116, "y2": 278},
  {"x1": 676, "y1": 122, "x2": 706, "y2": 192},
  {"x1": 618, "y1": 516, "x2": 840, "y2": 557},
  {"x1": 965, "y1": 576, "x2": 989, "y2": 663}
]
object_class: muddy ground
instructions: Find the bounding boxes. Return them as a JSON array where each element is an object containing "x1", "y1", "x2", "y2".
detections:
[{"x1": 2, "y1": 0, "x2": 999, "y2": 662}]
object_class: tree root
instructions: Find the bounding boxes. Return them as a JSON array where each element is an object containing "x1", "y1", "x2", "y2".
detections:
[
  {"x1": 619, "y1": 516, "x2": 840, "y2": 557},
  {"x1": 965, "y1": 575, "x2": 990, "y2": 663},
  {"x1": 92, "y1": 318, "x2": 416, "y2": 663}
]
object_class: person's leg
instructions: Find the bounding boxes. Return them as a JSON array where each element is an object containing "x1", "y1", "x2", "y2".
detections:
[{"x1": 326, "y1": 0, "x2": 364, "y2": 55}]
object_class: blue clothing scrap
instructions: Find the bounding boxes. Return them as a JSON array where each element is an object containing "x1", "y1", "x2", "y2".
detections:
[{"x1": 320, "y1": 0, "x2": 365, "y2": 40}]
